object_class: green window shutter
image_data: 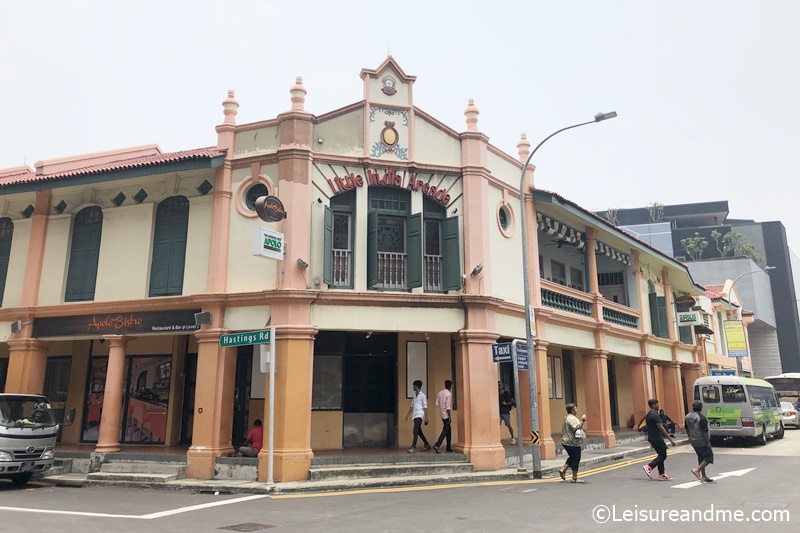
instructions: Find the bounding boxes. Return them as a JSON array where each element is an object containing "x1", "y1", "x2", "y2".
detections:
[
  {"x1": 323, "y1": 206, "x2": 333, "y2": 285},
  {"x1": 149, "y1": 196, "x2": 189, "y2": 297},
  {"x1": 657, "y1": 296, "x2": 669, "y2": 339},
  {"x1": 679, "y1": 325, "x2": 693, "y2": 344},
  {"x1": 367, "y1": 210, "x2": 378, "y2": 288},
  {"x1": 648, "y1": 292, "x2": 660, "y2": 337},
  {"x1": 65, "y1": 207, "x2": 103, "y2": 302},
  {"x1": 443, "y1": 216, "x2": 461, "y2": 291},
  {"x1": 0, "y1": 218, "x2": 14, "y2": 307},
  {"x1": 407, "y1": 213, "x2": 422, "y2": 289}
]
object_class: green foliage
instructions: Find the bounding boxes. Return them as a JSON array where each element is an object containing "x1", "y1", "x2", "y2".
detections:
[
  {"x1": 680, "y1": 232, "x2": 709, "y2": 261},
  {"x1": 605, "y1": 208, "x2": 619, "y2": 226},
  {"x1": 709, "y1": 229, "x2": 764, "y2": 263},
  {"x1": 647, "y1": 202, "x2": 664, "y2": 223}
]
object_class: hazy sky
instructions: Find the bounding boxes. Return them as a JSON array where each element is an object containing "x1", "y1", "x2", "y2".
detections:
[{"x1": 3, "y1": 1, "x2": 799, "y2": 251}]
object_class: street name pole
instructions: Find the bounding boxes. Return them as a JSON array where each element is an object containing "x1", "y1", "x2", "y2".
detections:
[{"x1": 518, "y1": 112, "x2": 617, "y2": 477}]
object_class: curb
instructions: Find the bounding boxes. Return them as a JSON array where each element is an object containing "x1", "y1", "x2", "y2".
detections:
[{"x1": 43, "y1": 440, "x2": 689, "y2": 495}]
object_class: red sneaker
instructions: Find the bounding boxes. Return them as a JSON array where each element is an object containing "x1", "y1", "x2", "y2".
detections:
[
  {"x1": 643, "y1": 465, "x2": 653, "y2": 479},
  {"x1": 658, "y1": 474, "x2": 673, "y2": 481}
]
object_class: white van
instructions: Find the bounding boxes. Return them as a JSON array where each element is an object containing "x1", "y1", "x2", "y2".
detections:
[
  {"x1": 693, "y1": 376, "x2": 784, "y2": 445},
  {"x1": 0, "y1": 394, "x2": 74, "y2": 486}
]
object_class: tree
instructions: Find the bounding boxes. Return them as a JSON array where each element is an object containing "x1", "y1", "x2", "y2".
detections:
[
  {"x1": 680, "y1": 232, "x2": 708, "y2": 261},
  {"x1": 709, "y1": 229, "x2": 764, "y2": 262},
  {"x1": 605, "y1": 208, "x2": 619, "y2": 226},
  {"x1": 647, "y1": 202, "x2": 665, "y2": 223}
]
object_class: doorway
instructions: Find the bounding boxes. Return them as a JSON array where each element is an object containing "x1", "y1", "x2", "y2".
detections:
[{"x1": 607, "y1": 358, "x2": 619, "y2": 427}]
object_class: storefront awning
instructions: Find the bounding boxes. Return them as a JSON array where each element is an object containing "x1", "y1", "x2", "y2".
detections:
[{"x1": 694, "y1": 324, "x2": 715, "y2": 335}]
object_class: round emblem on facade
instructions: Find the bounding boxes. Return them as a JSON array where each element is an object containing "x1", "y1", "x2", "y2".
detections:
[
  {"x1": 380, "y1": 121, "x2": 398, "y2": 152},
  {"x1": 381, "y1": 76, "x2": 397, "y2": 95}
]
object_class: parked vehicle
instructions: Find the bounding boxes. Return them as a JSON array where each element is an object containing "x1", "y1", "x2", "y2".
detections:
[
  {"x1": 693, "y1": 376, "x2": 784, "y2": 445},
  {"x1": 780, "y1": 401, "x2": 800, "y2": 428},
  {"x1": 0, "y1": 394, "x2": 74, "y2": 486},
  {"x1": 765, "y1": 373, "x2": 800, "y2": 407}
]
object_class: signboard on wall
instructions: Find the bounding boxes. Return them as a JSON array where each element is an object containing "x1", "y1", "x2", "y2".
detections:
[
  {"x1": 723, "y1": 320, "x2": 748, "y2": 358},
  {"x1": 677, "y1": 311, "x2": 701, "y2": 326},
  {"x1": 32, "y1": 309, "x2": 201, "y2": 338},
  {"x1": 252, "y1": 227, "x2": 285, "y2": 260}
]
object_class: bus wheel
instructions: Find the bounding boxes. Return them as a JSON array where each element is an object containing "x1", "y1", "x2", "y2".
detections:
[
  {"x1": 775, "y1": 423, "x2": 785, "y2": 439},
  {"x1": 756, "y1": 426, "x2": 767, "y2": 445},
  {"x1": 10, "y1": 473, "x2": 33, "y2": 486}
]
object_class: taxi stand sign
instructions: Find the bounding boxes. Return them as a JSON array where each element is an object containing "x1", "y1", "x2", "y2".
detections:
[{"x1": 492, "y1": 340, "x2": 529, "y2": 469}]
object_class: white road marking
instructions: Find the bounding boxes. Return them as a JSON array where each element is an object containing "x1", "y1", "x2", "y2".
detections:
[
  {"x1": 671, "y1": 467, "x2": 756, "y2": 489},
  {"x1": 0, "y1": 494, "x2": 270, "y2": 519}
]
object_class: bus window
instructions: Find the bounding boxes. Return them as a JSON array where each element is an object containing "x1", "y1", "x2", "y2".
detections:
[
  {"x1": 722, "y1": 385, "x2": 746, "y2": 403},
  {"x1": 701, "y1": 386, "x2": 720, "y2": 403}
]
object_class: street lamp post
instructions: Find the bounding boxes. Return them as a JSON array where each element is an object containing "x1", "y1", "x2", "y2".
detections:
[
  {"x1": 726, "y1": 266, "x2": 775, "y2": 376},
  {"x1": 518, "y1": 111, "x2": 617, "y2": 477}
]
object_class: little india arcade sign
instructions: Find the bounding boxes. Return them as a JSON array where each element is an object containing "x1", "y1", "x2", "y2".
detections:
[{"x1": 326, "y1": 169, "x2": 452, "y2": 206}]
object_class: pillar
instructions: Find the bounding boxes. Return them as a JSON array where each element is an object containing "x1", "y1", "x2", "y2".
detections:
[
  {"x1": 186, "y1": 325, "x2": 236, "y2": 479},
  {"x1": 533, "y1": 340, "x2": 556, "y2": 459},
  {"x1": 4, "y1": 338, "x2": 50, "y2": 394},
  {"x1": 95, "y1": 335, "x2": 128, "y2": 453},
  {"x1": 660, "y1": 361, "x2": 683, "y2": 419},
  {"x1": 585, "y1": 228, "x2": 599, "y2": 296},
  {"x1": 629, "y1": 357, "x2": 653, "y2": 426},
  {"x1": 581, "y1": 349, "x2": 616, "y2": 447},
  {"x1": 682, "y1": 363, "x2": 703, "y2": 408},
  {"x1": 631, "y1": 250, "x2": 645, "y2": 332},
  {"x1": 259, "y1": 322, "x2": 317, "y2": 482},
  {"x1": 20, "y1": 190, "x2": 51, "y2": 307},
  {"x1": 454, "y1": 326, "x2": 506, "y2": 470}
]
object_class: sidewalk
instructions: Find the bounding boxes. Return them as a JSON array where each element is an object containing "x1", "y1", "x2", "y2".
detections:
[{"x1": 43, "y1": 436, "x2": 689, "y2": 495}]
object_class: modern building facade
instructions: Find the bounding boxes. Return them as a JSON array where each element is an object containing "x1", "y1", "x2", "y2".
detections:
[
  {"x1": 601, "y1": 202, "x2": 797, "y2": 376},
  {"x1": 1, "y1": 58, "x2": 720, "y2": 481}
]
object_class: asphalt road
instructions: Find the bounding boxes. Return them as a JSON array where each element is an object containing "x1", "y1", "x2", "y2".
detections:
[{"x1": 2, "y1": 429, "x2": 799, "y2": 533}]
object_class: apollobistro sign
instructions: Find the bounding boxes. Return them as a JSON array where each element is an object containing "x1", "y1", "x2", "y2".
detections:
[
  {"x1": 253, "y1": 227, "x2": 285, "y2": 260},
  {"x1": 326, "y1": 169, "x2": 453, "y2": 206}
]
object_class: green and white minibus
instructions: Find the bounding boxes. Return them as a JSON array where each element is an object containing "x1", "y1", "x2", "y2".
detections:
[{"x1": 693, "y1": 376, "x2": 784, "y2": 445}]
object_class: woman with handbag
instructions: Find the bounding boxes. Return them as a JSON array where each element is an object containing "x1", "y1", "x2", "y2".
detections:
[{"x1": 558, "y1": 403, "x2": 587, "y2": 483}]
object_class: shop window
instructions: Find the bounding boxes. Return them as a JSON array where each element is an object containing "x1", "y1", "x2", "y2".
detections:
[
  {"x1": 550, "y1": 260, "x2": 566, "y2": 285},
  {"x1": 547, "y1": 355, "x2": 564, "y2": 399},
  {"x1": 65, "y1": 206, "x2": 103, "y2": 302},
  {"x1": 0, "y1": 358, "x2": 8, "y2": 393},
  {"x1": 149, "y1": 196, "x2": 189, "y2": 297},
  {"x1": 569, "y1": 267, "x2": 584, "y2": 291},
  {"x1": 0, "y1": 218, "x2": 13, "y2": 306},
  {"x1": 312, "y1": 355, "x2": 343, "y2": 409}
]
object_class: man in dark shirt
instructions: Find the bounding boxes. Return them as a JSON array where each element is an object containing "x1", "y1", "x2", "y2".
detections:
[
  {"x1": 643, "y1": 399, "x2": 676, "y2": 481},
  {"x1": 684, "y1": 400, "x2": 714, "y2": 483},
  {"x1": 659, "y1": 409, "x2": 676, "y2": 436},
  {"x1": 498, "y1": 381, "x2": 516, "y2": 444}
]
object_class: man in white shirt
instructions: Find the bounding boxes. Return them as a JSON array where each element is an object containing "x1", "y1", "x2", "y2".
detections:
[
  {"x1": 405, "y1": 379, "x2": 430, "y2": 452},
  {"x1": 433, "y1": 380, "x2": 453, "y2": 453}
]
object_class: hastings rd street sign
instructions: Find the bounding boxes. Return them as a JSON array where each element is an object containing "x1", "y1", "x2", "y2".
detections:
[{"x1": 219, "y1": 329, "x2": 271, "y2": 348}]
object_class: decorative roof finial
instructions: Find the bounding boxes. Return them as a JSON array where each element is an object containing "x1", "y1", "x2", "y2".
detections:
[
  {"x1": 517, "y1": 133, "x2": 530, "y2": 163},
  {"x1": 222, "y1": 90, "x2": 239, "y2": 125},
  {"x1": 290, "y1": 76, "x2": 307, "y2": 111},
  {"x1": 464, "y1": 99, "x2": 479, "y2": 131}
]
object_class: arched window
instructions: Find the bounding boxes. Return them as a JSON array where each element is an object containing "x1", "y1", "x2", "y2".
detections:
[
  {"x1": 65, "y1": 207, "x2": 103, "y2": 302},
  {"x1": 149, "y1": 196, "x2": 190, "y2": 297},
  {"x1": 0, "y1": 218, "x2": 13, "y2": 306}
]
